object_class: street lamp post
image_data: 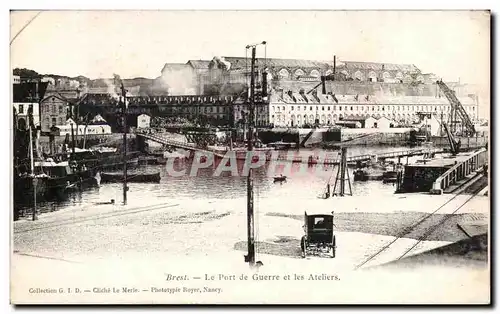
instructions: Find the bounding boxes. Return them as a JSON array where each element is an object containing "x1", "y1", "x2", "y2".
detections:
[{"x1": 244, "y1": 41, "x2": 266, "y2": 268}]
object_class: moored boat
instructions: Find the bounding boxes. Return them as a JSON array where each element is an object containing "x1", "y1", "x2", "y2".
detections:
[
  {"x1": 353, "y1": 169, "x2": 384, "y2": 181},
  {"x1": 273, "y1": 175, "x2": 287, "y2": 183},
  {"x1": 209, "y1": 145, "x2": 275, "y2": 161},
  {"x1": 382, "y1": 170, "x2": 399, "y2": 183}
]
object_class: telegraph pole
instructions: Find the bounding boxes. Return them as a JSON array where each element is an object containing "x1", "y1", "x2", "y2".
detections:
[
  {"x1": 28, "y1": 103, "x2": 37, "y2": 220},
  {"x1": 244, "y1": 41, "x2": 266, "y2": 268},
  {"x1": 246, "y1": 45, "x2": 256, "y2": 267},
  {"x1": 121, "y1": 83, "x2": 128, "y2": 205},
  {"x1": 75, "y1": 88, "x2": 80, "y2": 148}
]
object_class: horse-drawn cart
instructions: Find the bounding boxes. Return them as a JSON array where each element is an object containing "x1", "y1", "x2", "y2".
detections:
[{"x1": 300, "y1": 211, "x2": 336, "y2": 258}]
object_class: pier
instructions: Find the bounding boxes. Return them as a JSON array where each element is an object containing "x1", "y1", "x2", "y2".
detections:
[
  {"x1": 137, "y1": 130, "x2": 443, "y2": 164},
  {"x1": 430, "y1": 148, "x2": 488, "y2": 194}
]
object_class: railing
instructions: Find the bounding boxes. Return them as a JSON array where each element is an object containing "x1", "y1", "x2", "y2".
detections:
[
  {"x1": 431, "y1": 148, "x2": 487, "y2": 194},
  {"x1": 137, "y1": 132, "x2": 224, "y2": 157},
  {"x1": 139, "y1": 131, "x2": 445, "y2": 164},
  {"x1": 269, "y1": 148, "x2": 443, "y2": 165}
]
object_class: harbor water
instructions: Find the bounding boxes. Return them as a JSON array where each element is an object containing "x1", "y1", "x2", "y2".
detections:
[{"x1": 13, "y1": 146, "x2": 414, "y2": 218}]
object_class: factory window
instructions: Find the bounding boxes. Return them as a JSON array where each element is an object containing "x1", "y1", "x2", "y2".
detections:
[
  {"x1": 303, "y1": 106, "x2": 306, "y2": 110},
  {"x1": 327, "y1": 106, "x2": 330, "y2": 110},
  {"x1": 339, "y1": 106, "x2": 342, "y2": 111},
  {"x1": 350, "y1": 106, "x2": 353, "y2": 111},
  {"x1": 278, "y1": 69, "x2": 290, "y2": 79},
  {"x1": 310, "y1": 70, "x2": 320, "y2": 78},
  {"x1": 382, "y1": 107, "x2": 385, "y2": 111},
  {"x1": 310, "y1": 106, "x2": 313, "y2": 111},
  {"x1": 291, "y1": 106, "x2": 294, "y2": 111},
  {"x1": 372, "y1": 106, "x2": 375, "y2": 111},
  {"x1": 18, "y1": 105, "x2": 23, "y2": 114},
  {"x1": 344, "y1": 106, "x2": 347, "y2": 111},
  {"x1": 282, "y1": 106, "x2": 285, "y2": 111}
]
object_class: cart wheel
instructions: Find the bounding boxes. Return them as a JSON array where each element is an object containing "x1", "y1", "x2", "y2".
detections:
[
  {"x1": 301, "y1": 236, "x2": 306, "y2": 258},
  {"x1": 331, "y1": 236, "x2": 336, "y2": 258}
]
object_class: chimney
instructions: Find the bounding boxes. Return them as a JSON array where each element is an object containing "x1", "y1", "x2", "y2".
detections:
[
  {"x1": 262, "y1": 71, "x2": 268, "y2": 97},
  {"x1": 333, "y1": 55, "x2": 336, "y2": 75}
]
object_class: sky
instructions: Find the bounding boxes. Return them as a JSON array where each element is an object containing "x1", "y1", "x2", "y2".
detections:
[{"x1": 10, "y1": 10, "x2": 490, "y2": 87}]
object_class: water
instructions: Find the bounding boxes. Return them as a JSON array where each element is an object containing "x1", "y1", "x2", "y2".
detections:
[{"x1": 14, "y1": 146, "x2": 409, "y2": 219}]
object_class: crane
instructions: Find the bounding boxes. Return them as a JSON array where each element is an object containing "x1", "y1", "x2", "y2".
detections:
[
  {"x1": 441, "y1": 121, "x2": 461, "y2": 156},
  {"x1": 306, "y1": 74, "x2": 336, "y2": 95},
  {"x1": 436, "y1": 80, "x2": 476, "y2": 136},
  {"x1": 307, "y1": 55, "x2": 338, "y2": 95}
]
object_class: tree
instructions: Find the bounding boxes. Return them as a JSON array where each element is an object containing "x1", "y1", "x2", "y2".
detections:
[{"x1": 13, "y1": 68, "x2": 40, "y2": 79}]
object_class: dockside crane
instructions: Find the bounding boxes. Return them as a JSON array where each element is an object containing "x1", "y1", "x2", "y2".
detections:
[
  {"x1": 441, "y1": 122, "x2": 461, "y2": 156},
  {"x1": 307, "y1": 55, "x2": 338, "y2": 95},
  {"x1": 436, "y1": 80, "x2": 476, "y2": 136}
]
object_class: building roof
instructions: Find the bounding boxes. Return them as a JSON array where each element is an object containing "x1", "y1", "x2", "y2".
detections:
[
  {"x1": 187, "y1": 60, "x2": 211, "y2": 69},
  {"x1": 269, "y1": 92, "x2": 477, "y2": 106},
  {"x1": 40, "y1": 92, "x2": 68, "y2": 104},
  {"x1": 161, "y1": 63, "x2": 192, "y2": 74},
  {"x1": 13, "y1": 82, "x2": 49, "y2": 103},
  {"x1": 221, "y1": 57, "x2": 331, "y2": 70},
  {"x1": 340, "y1": 61, "x2": 420, "y2": 73}
]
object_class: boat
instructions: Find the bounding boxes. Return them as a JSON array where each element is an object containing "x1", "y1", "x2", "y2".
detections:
[
  {"x1": 91, "y1": 146, "x2": 117, "y2": 155},
  {"x1": 138, "y1": 155, "x2": 160, "y2": 165},
  {"x1": 353, "y1": 169, "x2": 384, "y2": 181},
  {"x1": 268, "y1": 141, "x2": 297, "y2": 150},
  {"x1": 100, "y1": 171, "x2": 161, "y2": 183},
  {"x1": 209, "y1": 145, "x2": 275, "y2": 161},
  {"x1": 273, "y1": 175, "x2": 287, "y2": 183},
  {"x1": 13, "y1": 173, "x2": 50, "y2": 203},
  {"x1": 382, "y1": 170, "x2": 399, "y2": 183}
]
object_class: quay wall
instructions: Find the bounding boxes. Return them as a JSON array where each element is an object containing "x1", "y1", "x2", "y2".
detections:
[
  {"x1": 259, "y1": 127, "x2": 413, "y2": 146},
  {"x1": 430, "y1": 135, "x2": 488, "y2": 149},
  {"x1": 37, "y1": 133, "x2": 137, "y2": 155}
]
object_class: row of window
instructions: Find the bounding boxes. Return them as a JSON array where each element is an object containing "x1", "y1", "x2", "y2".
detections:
[
  {"x1": 271, "y1": 112, "x2": 459, "y2": 123},
  {"x1": 43, "y1": 116, "x2": 64, "y2": 128},
  {"x1": 40, "y1": 104, "x2": 65, "y2": 114},
  {"x1": 272, "y1": 105, "x2": 476, "y2": 113}
]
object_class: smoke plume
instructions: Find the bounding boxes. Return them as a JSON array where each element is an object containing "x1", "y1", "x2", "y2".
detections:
[
  {"x1": 160, "y1": 67, "x2": 197, "y2": 96},
  {"x1": 101, "y1": 73, "x2": 123, "y2": 100}
]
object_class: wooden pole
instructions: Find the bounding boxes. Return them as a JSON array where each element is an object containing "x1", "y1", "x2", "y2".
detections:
[
  {"x1": 29, "y1": 116, "x2": 37, "y2": 221},
  {"x1": 70, "y1": 121, "x2": 75, "y2": 154},
  {"x1": 340, "y1": 147, "x2": 346, "y2": 196},
  {"x1": 121, "y1": 84, "x2": 128, "y2": 205}
]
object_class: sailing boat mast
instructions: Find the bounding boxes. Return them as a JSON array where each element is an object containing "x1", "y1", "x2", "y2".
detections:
[{"x1": 28, "y1": 102, "x2": 37, "y2": 221}]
